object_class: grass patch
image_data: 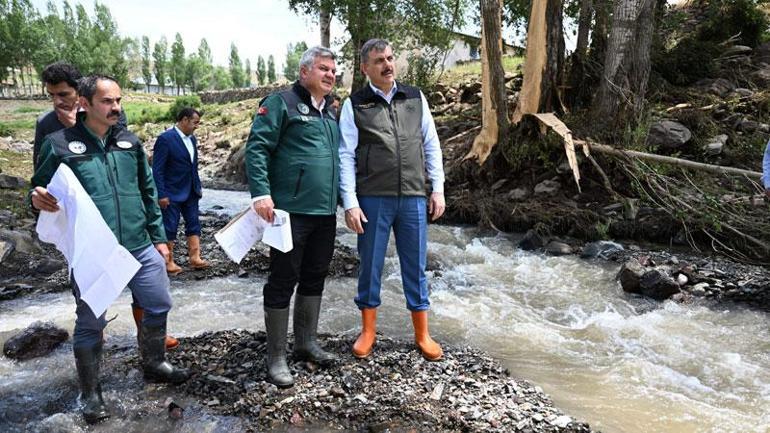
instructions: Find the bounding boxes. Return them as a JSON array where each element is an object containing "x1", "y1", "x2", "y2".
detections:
[
  {"x1": 14, "y1": 106, "x2": 45, "y2": 114},
  {"x1": 0, "y1": 149, "x2": 33, "y2": 180},
  {"x1": 440, "y1": 55, "x2": 525, "y2": 86},
  {"x1": 123, "y1": 101, "x2": 172, "y2": 126},
  {"x1": 0, "y1": 119, "x2": 36, "y2": 136}
]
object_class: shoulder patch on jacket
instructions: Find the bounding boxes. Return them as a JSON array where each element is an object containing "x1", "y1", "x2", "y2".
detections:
[{"x1": 258, "y1": 106, "x2": 268, "y2": 116}]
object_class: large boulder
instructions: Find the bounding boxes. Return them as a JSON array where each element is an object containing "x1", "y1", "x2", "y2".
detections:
[
  {"x1": 518, "y1": 229, "x2": 545, "y2": 251},
  {"x1": 647, "y1": 121, "x2": 691, "y2": 150},
  {"x1": 639, "y1": 269, "x2": 681, "y2": 300},
  {"x1": 545, "y1": 241, "x2": 572, "y2": 256},
  {"x1": 617, "y1": 258, "x2": 645, "y2": 294},
  {"x1": 3, "y1": 322, "x2": 69, "y2": 361},
  {"x1": 581, "y1": 241, "x2": 624, "y2": 259}
]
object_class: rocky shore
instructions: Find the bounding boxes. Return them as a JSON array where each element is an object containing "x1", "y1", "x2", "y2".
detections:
[{"x1": 108, "y1": 329, "x2": 594, "y2": 433}]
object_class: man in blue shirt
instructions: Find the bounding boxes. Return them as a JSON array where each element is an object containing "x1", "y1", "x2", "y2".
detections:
[{"x1": 339, "y1": 39, "x2": 446, "y2": 361}]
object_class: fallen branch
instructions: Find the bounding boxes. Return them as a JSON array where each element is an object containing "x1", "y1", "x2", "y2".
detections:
[{"x1": 573, "y1": 139, "x2": 762, "y2": 179}]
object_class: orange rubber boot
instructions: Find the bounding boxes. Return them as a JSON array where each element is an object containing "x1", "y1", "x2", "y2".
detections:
[
  {"x1": 411, "y1": 310, "x2": 443, "y2": 361},
  {"x1": 131, "y1": 305, "x2": 179, "y2": 350},
  {"x1": 352, "y1": 308, "x2": 377, "y2": 359},
  {"x1": 165, "y1": 241, "x2": 183, "y2": 275},
  {"x1": 187, "y1": 235, "x2": 209, "y2": 269}
]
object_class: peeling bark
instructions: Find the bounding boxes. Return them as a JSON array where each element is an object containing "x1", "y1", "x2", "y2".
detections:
[{"x1": 465, "y1": 0, "x2": 509, "y2": 165}]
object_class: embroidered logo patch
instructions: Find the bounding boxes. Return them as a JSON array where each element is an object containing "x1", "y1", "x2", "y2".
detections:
[
  {"x1": 356, "y1": 103, "x2": 376, "y2": 109},
  {"x1": 116, "y1": 141, "x2": 133, "y2": 149},
  {"x1": 297, "y1": 103, "x2": 310, "y2": 115},
  {"x1": 258, "y1": 106, "x2": 268, "y2": 116},
  {"x1": 68, "y1": 141, "x2": 86, "y2": 154}
]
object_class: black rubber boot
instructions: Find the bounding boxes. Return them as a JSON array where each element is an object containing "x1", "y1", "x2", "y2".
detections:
[
  {"x1": 264, "y1": 307, "x2": 294, "y2": 388},
  {"x1": 293, "y1": 295, "x2": 338, "y2": 366},
  {"x1": 74, "y1": 343, "x2": 110, "y2": 424},
  {"x1": 140, "y1": 321, "x2": 190, "y2": 384}
]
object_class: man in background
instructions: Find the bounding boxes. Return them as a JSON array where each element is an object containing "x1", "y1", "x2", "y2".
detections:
[{"x1": 151, "y1": 107, "x2": 209, "y2": 275}]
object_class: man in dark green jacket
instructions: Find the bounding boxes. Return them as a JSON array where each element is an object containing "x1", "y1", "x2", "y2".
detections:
[
  {"x1": 30, "y1": 75, "x2": 189, "y2": 424},
  {"x1": 246, "y1": 46, "x2": 340, "y2": 388}
]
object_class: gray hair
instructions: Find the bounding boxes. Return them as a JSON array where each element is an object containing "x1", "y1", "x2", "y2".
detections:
[
  {"x1": 360, "y1": 39, "x2": 391, "y2": 64},
  {"x1": 299, "y1": 46, "x2": 336, "y2": 72}
]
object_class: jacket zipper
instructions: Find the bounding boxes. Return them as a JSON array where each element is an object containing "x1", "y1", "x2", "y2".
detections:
[
  {"x1": 388, "y1": 104, "x2": 402, "y2": 196},
  {"x1": 319, "y1": 107, "x2": 336, "y2": 213},
  {"x1": 101, "y1": 137, "x2": 123, "y2": 244}
]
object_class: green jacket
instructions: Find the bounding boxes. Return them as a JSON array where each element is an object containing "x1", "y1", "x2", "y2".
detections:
[
  {"x1": 31, "y1": 113, "x2": 166, "y2": 252},
  {"x1": 245, "y1": 81, "x2": 340, "y2": 215}
]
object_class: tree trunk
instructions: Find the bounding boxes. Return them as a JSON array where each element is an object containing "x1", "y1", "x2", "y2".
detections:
[
  {"x1": 575, "y1": 0, "x2": 592, "y2": 59},
  {"x1": 565, "y1": 0, "x2": 595, "y2": 109},
  {"x1": 320, "y1": 6, "x2": 331, "y2": 48},
  {"x1": 512, "y1": 0, "x2": 564, "y2": 123},
  {"x1": 465, "y1": 0, "x2": 509, "y2": 164},
  {"x1": 589, "y1": 0, "x2": 610, "y2": 68},
  {"x1": 592, "y1": 0, "x2": 656, "y2": 131}
]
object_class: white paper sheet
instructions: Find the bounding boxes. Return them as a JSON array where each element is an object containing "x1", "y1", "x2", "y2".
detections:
[
  {"x1": 36, "y1": 164, "x2": 141, "y2": 317},
  {"x1": 214, "y1": 207, "x2": 293, "y2": 263}
]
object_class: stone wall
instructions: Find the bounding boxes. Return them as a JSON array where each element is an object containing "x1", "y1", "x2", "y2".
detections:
[{"x1": 199, "y1": 85, "x2": 289, "y2": 104}]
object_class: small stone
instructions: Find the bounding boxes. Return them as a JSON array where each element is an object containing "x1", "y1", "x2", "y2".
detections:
[
  {"x1": 676, "y1": 274, "x2": 688, "y2": 286},
  {"x1": 551, "y1": 415, "x2": 572, "y2": 427}
]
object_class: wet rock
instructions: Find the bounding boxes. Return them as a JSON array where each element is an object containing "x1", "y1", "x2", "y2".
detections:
[
  {"x1": 0, "y1": 229, "x2": 41, "y2": 255},
  {"x1": 519, "y1": 230, "x2": 545, "y2": 251},
  {"x1": 3, "y1": 321, "x2": 69, "y2": 361},
  {"x1": 581, "y1": 241, "x2": 624, "y2": 259},
  {"x1": 647, "y1": 121, "x2": 691, "y2": 150},
  {"x1": 0, "y1": 174, "x2": 28, "y2": 189},
  {"x1": 33, "y1": 257, "x2": 65, "y2": 276},
  {"x1": 639, "y1": 269, "x2": 680, "y2": 300},
  {"x1": 545, "y1": 241, "x2": 572, "y2": 256},
  {"x1": 31, "y1": 413, "x2": 84, "y2": 433},
  {"x1": 0, "y1": 283, "x2": 32, "y2": 301},
  {"x1": 533, "y1": 179, "x2": 560, "y2": 196},
  {"x1": 704, "y1": 134, "x2": 728, "y2": 156},
  {"x1": 751, "y1": 65, "x2": 770, "y2": 87},
  {"x1": 617, "y1": 258, "x2": 645, "y2": 294},
  {"x1": 676, "y1": 273, "x2": 688, "y2": 286},
  {"x1": 151, "y1": 330, "x2": 595, "y2": 432},
  {"x1": 0, "y1": 239, "x2": 13, "y2": 263}
]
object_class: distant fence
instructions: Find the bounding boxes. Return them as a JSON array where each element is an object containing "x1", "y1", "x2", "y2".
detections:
[{"x1": 198, "y1": 85, "x2": 289, "y2": 104}]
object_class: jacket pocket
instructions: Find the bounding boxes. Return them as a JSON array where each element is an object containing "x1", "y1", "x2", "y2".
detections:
[{"x1": 293, "y1": 165, "x2": 305, "y2": 198}]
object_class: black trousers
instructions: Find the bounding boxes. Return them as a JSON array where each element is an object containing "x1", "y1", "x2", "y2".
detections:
[{"x1": 263, "y1": 214, "x2": 336, "y2": 309}]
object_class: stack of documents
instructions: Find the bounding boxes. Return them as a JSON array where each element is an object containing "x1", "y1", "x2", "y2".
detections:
[
  {"x1": 36, "y1": 164, "x2": 141, "y2": 317},
  {"x1": 214, "y1": 207, "x2": 293, "y2": 263}
]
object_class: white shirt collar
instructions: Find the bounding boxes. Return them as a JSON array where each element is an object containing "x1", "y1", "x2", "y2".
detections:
[
  {"x1": 368, "y1": 81, "x2": 398, "y2": 100},
  {"x1": 174, "y1": 125, "x2": 189, "y2": 140},
  {"x1": 310, "y1": 95, "x2": 326, "y2": 112}
]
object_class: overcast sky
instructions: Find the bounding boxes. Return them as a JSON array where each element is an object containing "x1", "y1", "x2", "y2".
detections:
[{"x1": 30, "y1": 0, "x2": 346, "y2": 70}]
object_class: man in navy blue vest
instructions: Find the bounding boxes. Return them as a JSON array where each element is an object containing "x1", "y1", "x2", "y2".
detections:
[{"x1": 151, "y1": 107, "x2": 209, "y2": 275}]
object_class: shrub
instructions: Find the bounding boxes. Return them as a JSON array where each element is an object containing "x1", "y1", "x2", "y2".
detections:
[
  {"x1": 167, "y1": 94, "x2": 202, "y2": 121},
  {"x1": 653, "y1": 38, "x2": 720, "y2": 86},
  {"x1": 698, "y1": 0, "x2": 768, "y2": 48}
]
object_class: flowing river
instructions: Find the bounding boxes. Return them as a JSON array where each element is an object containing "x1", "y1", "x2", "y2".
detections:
[{"x1": 1, "y1": 188, "x2": 768, "y2": 432}]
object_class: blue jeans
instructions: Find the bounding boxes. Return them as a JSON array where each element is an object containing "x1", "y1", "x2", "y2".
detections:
[
  {"x1": 355, "y1": 196, "x2": 429, "y2": 312},
  {"x1": 72, "y1": 244, "x2": 172, "y2": 349}
]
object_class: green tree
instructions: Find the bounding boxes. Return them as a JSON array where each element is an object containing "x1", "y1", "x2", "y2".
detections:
[
  {"x1": 267, "y1": 54, "x2": 276, "y2": 83},
  {"x1": 229, "y1": 42, "x2": 245, "y2": 87},
  {"x1": 283, "y1": 41, "x2": 309, "y2": 81},
  {"x1": 244, "y1": 58, "x2": 252, "y2": 87},
  {"x1": 257, "y1": 55, "x2": 266, "y2": 85},
  {"x1": 153, "y1": 36, "x2": 168, "y2": 93},
  {"x1": 185, "y1": 53, "x2": 205, "y2": 92},
  {"x1": 212, "y1": 65, "x2": 234, "y2": 90},
  {"x1": 197, "y1": 38, "x2": 213, "y2": 90},
  {"x1": 141, "y1": 36, "x2": 152, "y2": 92},
  {"x1": 170, "y1": 32, "x2": 186, "y2": 94},
  {"x1": 288, "y1": 0, "x2": 469, "y2": 91}
]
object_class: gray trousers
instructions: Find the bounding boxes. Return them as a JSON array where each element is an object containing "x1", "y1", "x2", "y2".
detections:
[{"x1": 72, "y1": 244, "x2": 172, "y2": 349}]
